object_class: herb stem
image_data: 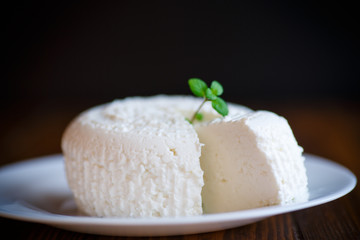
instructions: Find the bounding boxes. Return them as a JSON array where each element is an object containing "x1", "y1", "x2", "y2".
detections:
[{"x1": 190, "y1": 98, "x2": 207, "y2": 123}]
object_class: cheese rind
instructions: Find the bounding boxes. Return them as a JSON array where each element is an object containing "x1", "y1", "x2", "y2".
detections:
[{"x1": 196, "y1": 110, "x2": 309, "y2": 213}]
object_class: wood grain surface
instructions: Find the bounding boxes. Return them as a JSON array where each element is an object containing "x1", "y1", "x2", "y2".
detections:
[{"x1": 1, "y1": 100, "x2": 359, "y2": 240}]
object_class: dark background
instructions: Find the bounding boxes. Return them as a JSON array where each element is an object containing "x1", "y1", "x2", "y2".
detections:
[
  {"x1": 1, "y1": 1, "x2": 359, "y2": 163},
  {"x1": 3, "y1": 1, "x2": 359, "y2": 107}
]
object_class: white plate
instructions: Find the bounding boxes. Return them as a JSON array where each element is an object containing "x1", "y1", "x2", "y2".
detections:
[{"x1": 0, "y1": 154, "x2": 356, "y2": 237}]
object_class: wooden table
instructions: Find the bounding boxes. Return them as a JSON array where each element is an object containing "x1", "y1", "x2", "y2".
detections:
[{"x1": 1, "y1": 100, "x2": 359, "y2": 239}]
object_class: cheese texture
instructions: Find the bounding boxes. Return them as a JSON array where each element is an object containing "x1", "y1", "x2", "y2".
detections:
[
  {"x1": 61, "y1": 95, "x2": 250, "y2": 217},
  {"x1": 62, "y1": 95, "x2": 308, "y2": 217},
  {"x1": 196, "y1": 111, "x2": 309, "y2": 213}
]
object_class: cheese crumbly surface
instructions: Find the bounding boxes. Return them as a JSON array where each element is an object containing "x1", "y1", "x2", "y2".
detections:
[
  {"x1": 62, "y1": 95, "x2": 308, "y2": 217},
  {"x1": 62, "y1": 96, "x2": 206, "y2": 217}
]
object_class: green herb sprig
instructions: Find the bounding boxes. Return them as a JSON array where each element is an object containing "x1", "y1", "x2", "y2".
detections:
[{"x1": 188, "y1": 78, "x2": 229, "y2": 123}]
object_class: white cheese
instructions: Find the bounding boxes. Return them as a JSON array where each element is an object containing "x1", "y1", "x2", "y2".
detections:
[
  {"x1": 196, "y1": 111, "x2": 309, "y2": 213},
  {"x1": 62, "y1": 95, "x2": 308, "y2": 217},
  {"x1": 61, "y1": 96, "x2": 207, "y2": 217}
]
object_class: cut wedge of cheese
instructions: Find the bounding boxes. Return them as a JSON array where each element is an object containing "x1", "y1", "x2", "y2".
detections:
[{"x1": 196, "y1": 111, "x2": 309, "y2": 213}]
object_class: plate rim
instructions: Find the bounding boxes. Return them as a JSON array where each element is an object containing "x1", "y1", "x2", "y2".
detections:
[{"x1": 0, "y1": 153, "x2": 357, "y2": 232}]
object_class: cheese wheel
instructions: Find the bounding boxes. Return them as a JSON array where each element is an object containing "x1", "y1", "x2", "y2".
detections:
[
  {"x1": 62, "y1": 95, "x2": 251, "y2": 217},
  {"x1": 62, "y1": 95, "x2": 308, "y2": 217}
]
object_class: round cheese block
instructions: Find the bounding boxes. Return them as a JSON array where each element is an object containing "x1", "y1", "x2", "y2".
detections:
[
  {"x1": 62, "y1": 95, "x2": 308, "y2": 217},
  {"x1": 61, "y1": 95, "x2": 251, "y2": 217}
]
